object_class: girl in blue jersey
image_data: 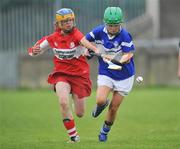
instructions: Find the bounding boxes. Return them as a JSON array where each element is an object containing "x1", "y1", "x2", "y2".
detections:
[{"x1": 86, "y1": 7, "x2": 135, "y2": 142}]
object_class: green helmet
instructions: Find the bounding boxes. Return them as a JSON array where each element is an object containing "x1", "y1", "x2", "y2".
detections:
[{"x1": 103, "y1": 7, "x2": 123, "y2": 24}]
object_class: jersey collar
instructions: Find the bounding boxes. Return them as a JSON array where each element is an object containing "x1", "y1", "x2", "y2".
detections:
[{"x1": 103, "y1": 26, "x2": 122, "y2": 40}]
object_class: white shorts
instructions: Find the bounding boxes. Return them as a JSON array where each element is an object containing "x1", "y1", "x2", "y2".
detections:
[{"x1": 97, "y1": 75, "x2": 134, "y2": 96}]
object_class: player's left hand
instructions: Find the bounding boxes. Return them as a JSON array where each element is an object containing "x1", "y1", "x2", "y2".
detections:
[
  {"x1": 102, "y1": 54, "x2": 114, "y2": 61},
  {"x1": 86, "y1": 49, "x2": 94, "y2": 59}
]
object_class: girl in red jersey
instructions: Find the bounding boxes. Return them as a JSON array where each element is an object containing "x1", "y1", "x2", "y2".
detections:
[{"x1": 28, "y1": 8, "x2": 99, "y2": 143}]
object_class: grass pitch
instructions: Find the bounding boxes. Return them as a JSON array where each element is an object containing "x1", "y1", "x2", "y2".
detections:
[{"x1": 0, "y1": 87, "x2": 180, "y2": 149}]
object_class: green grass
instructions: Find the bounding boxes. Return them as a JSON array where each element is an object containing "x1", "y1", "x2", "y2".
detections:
[{"x1": 0, "y1": 87, "x2": 180, "y2": 149}]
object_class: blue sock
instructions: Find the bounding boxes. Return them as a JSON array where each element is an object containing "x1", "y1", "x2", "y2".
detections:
[{"x1": 100, "y1": 121, "x2": 113, "y2": 135}]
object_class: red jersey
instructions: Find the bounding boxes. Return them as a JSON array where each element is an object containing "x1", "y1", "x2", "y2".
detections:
[
  {"x1": 28, "y1": 28, "x2": 92, "y2": 97},
  {"x1": 46, "y1": 27, "x2": 90, "y2": 77}
]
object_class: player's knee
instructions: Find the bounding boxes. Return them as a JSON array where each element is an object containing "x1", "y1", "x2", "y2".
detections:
[{"x1": 59, "y1": 97, "x2": 69, "y2": 108}]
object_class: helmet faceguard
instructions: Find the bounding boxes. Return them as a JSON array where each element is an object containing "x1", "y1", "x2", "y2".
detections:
[{"x1": 55, "y1": 8, "x2": 75, "y2": 33}]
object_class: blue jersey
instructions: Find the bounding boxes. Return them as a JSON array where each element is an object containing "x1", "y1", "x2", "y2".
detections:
[{"x1": 86, "y1": 25, "x2": 135, "y2": 80}]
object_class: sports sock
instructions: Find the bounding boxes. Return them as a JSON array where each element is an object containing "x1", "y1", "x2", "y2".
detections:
[
  {"x1": 63, "y1": 119, "x2": 78, "y2": 138},
  {"x1": 100, "y1": 121, "x2": 113, "y2": 135}
]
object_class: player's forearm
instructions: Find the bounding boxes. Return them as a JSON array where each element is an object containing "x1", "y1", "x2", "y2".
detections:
[
  {"x1": 80, "y1": 37, "x2": 99, "y2": 53},
  {"x1": 28, "y1": 40, "x2": 50, "y2": 56},
  {"x1": 119, "y1": 52, "x2": 133, "y2": 64}
]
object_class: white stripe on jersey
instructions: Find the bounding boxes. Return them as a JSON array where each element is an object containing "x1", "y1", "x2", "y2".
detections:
[
  {"x1": 89, "y1": 32, "x2": 95, "y2": 39},
  {"x1": 121, "y1": 41, "x2": 133, "y2": 48},
  {"x1": 53, "y1": 47, "x2": 76, "y2": 59},
  {"x1": 53, "y1": 46, "x2": 87, "y2": 59},
  {"x1": 53, "y1": 47, "x2": 76, "y2": 53},
  {"x1": 95, "y1": 42, "x2": 122, "y2": 54}
]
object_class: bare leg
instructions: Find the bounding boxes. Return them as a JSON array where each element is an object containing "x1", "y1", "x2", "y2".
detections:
[
  {"x1": 96, "y1": 86, "x2": 111, "y2": 105},
  {"x1": 72, "y1": 94, "x2": 86, "y2": 118},
  {"x1": 92, "y1": 86, "x2": 111, "y2": 117},
  {"x1": 99, "y1": 91, "x2": 124, "y2": 142},
  {"x1": 56, "y1": 82, "x2": 80, "y2": 142},
  {"x1": 55, "y1": 82, "x2": 72, "y2": 119},
  {"x1": 106, "y1": 91, "x2": 124, "y2": 122}
]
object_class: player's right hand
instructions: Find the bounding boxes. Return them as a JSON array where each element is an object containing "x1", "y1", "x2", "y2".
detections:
[
  {"x1": 31, "y1": 44, "x2": 42, "y2": 55},
  {"x1": 28, "y1": 44, "x2": 42, "y2": 56},
  {"x1": 95, "y1": 48, "x2": 100, "y2": 54}
]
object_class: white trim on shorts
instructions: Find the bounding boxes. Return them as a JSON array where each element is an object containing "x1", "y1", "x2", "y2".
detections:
[{"x1": 97, "y1": 75, "x2": 134, "y2": 96}]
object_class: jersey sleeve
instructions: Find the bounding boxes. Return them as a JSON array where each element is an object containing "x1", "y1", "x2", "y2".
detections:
[
  {"x1": 27, "y1": 36, "x2": 47, "y2": 56},
  {"x1": 46, "y1": 33, "x2": 57, "y2": 48},
  {"x1": 74, "y1": 28, "x2": 84, "y2": 42},
  {"x1": 85, "y1": 26, "x2": 101, "y2": 42},
  {"x1": 121, "y1": 32, "x2": 135, "y2": 53}
]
